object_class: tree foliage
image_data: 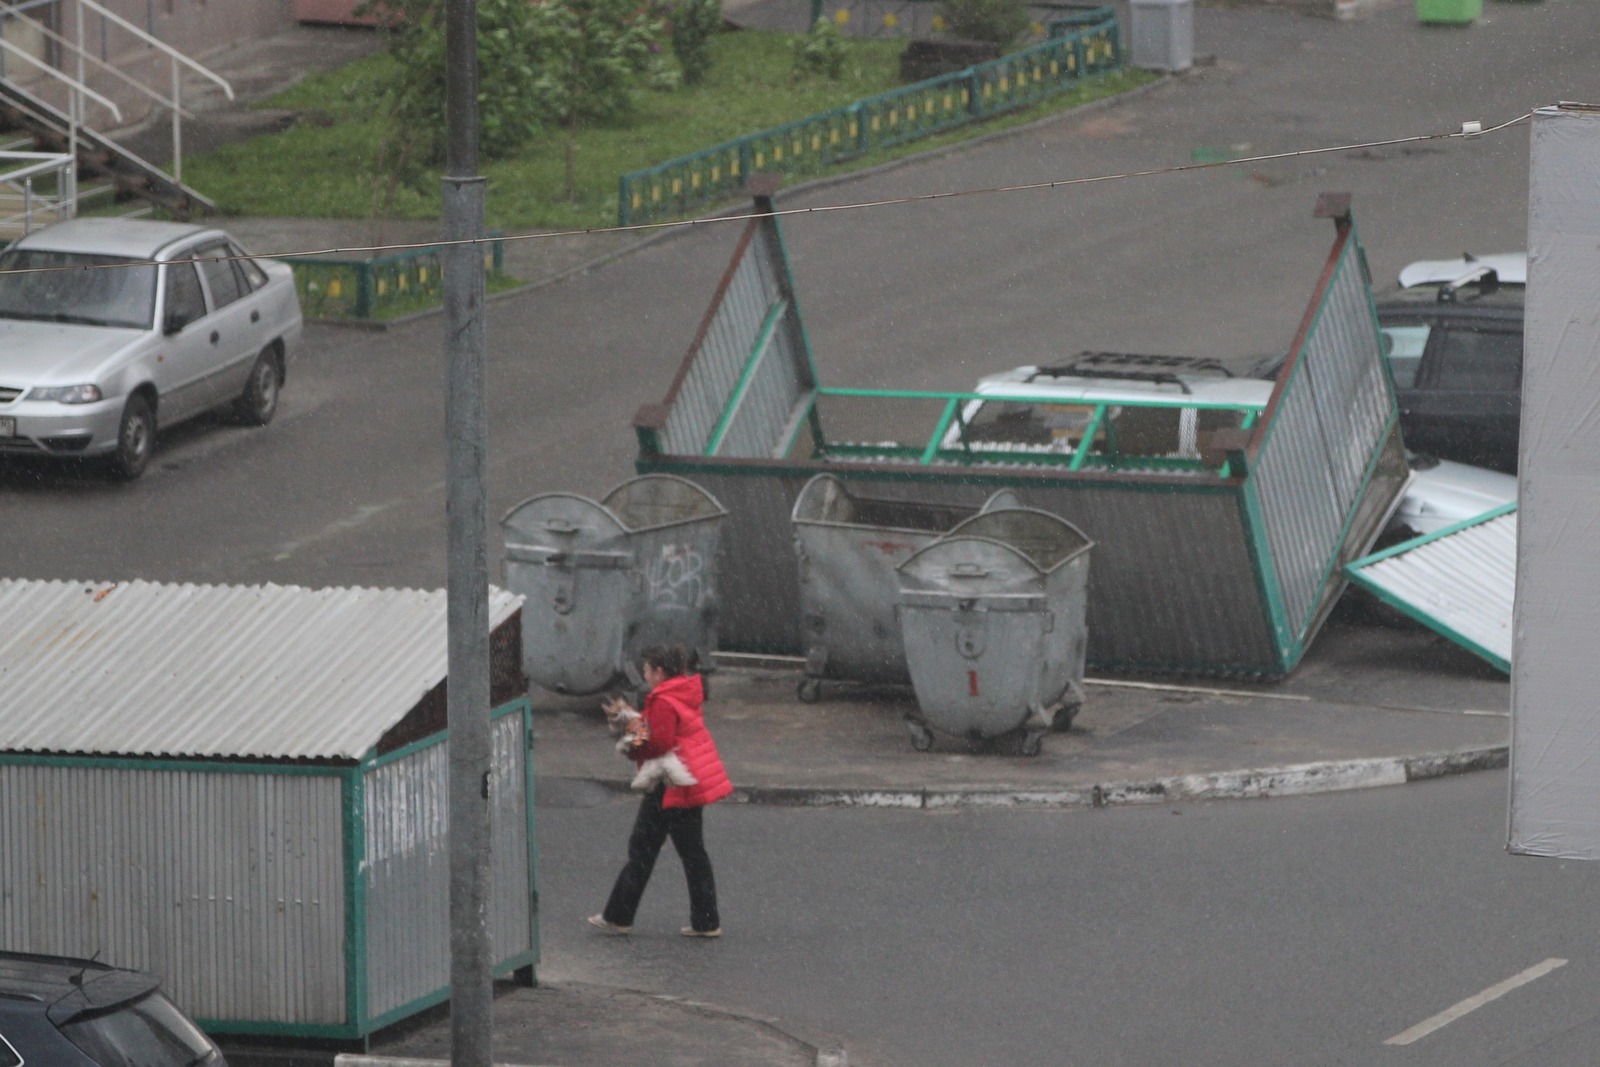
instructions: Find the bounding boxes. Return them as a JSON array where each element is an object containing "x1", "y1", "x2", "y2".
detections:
[
  {"x1": 662, "y1": 0, "x2": 722, "y2": 85},
  {"x1": 791, "y1": 17, "x2": 846, "y2": 81},
  {"x1": 526, "y1": 0, "x2": 664, "y2": 129},
  {"x1": 369, "y1": 0, "x2": 548, "y2": 164}
]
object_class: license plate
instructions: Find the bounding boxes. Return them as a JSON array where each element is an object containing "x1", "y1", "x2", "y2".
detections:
[{"x1": 0, "y1": 416, "x2": 13, "y2": 437}]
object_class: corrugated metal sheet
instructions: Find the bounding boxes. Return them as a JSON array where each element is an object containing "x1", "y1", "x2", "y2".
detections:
[
  {"x1": 364, "y1": 711, "x2": 533, "y2": 1017},
  {"x1": 717, "y1": 302, "x2": 811, "y2": 459},
  {"x1": 660, "y1": 224, "x2": 813, "y2": 458},
  {"x1": 1346, "y1": 506, "x2": 1516, "y2": 672},
  {"x1": 0, "y1": 579, "x2": 521, "y2": 760},
  {"x1": 1252, "y1": 221, "x2": 1404, "y2": 646},
  {"x1": 0, "y1": 762, "x2": 347, "y2": 1024}
]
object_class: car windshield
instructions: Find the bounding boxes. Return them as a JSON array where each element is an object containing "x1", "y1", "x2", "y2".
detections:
[
  {"x1": 0, "y1": 249, "x2": 157, "y2": 329},
  {"x1": 57, "y1": 991, "x2": 216, "y2": 1067}
]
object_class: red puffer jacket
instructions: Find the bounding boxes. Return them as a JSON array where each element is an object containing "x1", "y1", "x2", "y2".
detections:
[{"x1": 634, "y1": 673, "x2": 733, "y2": 809}]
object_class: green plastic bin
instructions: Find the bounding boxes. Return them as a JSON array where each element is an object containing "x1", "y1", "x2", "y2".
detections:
[{"x1": 1418, "y1": 0, "x2": 1481, "y2": 22}]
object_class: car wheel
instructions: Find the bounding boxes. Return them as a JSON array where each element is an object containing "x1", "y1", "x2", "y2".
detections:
[
  {"x1": 235, "y1": 348, "x2": 281, "y2": 426},
  {"x1": 109, "y1": 394, "x2": 155, "y2": 480}
]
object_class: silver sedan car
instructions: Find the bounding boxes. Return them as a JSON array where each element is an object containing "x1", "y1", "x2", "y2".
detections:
[{"x1": 0, "y1": 218, "x2": 303, "y2": 478}]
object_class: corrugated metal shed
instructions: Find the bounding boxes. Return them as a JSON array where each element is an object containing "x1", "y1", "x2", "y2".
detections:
[
  {"x1": 1, "y1": 577, "x2": 538, "y2": 1041},
  {"x1": 0, "y1": 578, "x2": 521, "y2": 760},
  {"x1": 1345, "y1": 503, "x2": 1516, "y2": 673}
]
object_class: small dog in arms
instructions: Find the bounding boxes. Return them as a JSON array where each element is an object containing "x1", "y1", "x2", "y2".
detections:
[{"x1": 602, "y1": 694, "x2": 697, "y2": 792}]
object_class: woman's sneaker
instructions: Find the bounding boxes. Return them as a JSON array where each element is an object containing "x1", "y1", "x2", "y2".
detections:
[
  {"x1": 680, "y1": 926, "x2": 722, "y2": 938},
  {"x1": 587, "y1": 914, "x2": 631, "y2": 935}
]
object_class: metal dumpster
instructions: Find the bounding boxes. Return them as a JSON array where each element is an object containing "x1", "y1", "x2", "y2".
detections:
[
  {"x1": 790, "y1": 474, "x2": 1017, "y2": 702},
  {"x1": 503, "y1": 474, "x2": 727, "y2": 695},
  {"x1": 896, "y1": 508, "x2": 1093, "y2": 755}
]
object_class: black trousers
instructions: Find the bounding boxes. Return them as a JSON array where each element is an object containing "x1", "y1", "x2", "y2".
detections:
[{"x1": 602, "y1": 786, "x2": 719, "y2": 932}]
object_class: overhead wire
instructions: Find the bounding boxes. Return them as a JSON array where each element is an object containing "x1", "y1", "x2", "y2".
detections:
[{"x1": 0, "y1": 110, "x2": 1533, "y2": 278}]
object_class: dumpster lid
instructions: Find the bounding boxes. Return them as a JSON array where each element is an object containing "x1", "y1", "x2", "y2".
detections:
[
  {"x1": 898, "y1": 534, "x2": 1055, "y2": 592},
  {"x1": 790, "y1": 473, "x2": 979, "y2": 534},
  {"x1": 600, "y1": 474, "x2": 727, "y2": 533},
  {"x1": 943, "y1": 507, "x2": 1093, "y2": 572},
  {"x1": 502, "y1": 492, "x2": 630, "y2": 541}
]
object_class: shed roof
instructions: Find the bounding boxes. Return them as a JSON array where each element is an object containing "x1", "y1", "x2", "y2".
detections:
[{"x1": 0, "y1": 579, "x2": 522, "y2": 761}]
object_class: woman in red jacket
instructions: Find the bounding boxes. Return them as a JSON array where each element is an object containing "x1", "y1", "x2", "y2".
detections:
[{"x1": 589, "y1": 644, "x2": 733, "y2": 938}]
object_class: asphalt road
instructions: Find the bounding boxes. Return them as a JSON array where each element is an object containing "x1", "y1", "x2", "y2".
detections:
[{"x1": 538, "y1": 771, "x2": 1600, "y2": 1067}]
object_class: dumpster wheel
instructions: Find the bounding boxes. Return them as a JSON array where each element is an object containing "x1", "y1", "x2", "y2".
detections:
[
  {"x1": 1019, "y1": 730, "x2": 1045, "y2": 757},
  {"x1": 1051, "y1": 704, "x2": 1080, "y2": 733},
  {"x1": 797, "y1": 678, "x2": 824, "y2": 704},
  {"x1": 906, "y1": 717, "x2": 935, "y2": 752}
]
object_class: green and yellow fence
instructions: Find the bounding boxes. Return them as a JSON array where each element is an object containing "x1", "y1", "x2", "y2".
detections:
[
  {"x1": 618, "y1": 7, "x2": 1120, "y2": 226},
  {"x1": 291, "y1": 238, "x2": 507, "y2": 322}
]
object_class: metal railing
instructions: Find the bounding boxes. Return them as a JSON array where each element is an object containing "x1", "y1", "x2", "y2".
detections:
[
  {"x1": 0, "y1": 149, "x2": 75, "y2": 237},
  {"x1": 618, "y1": 8, "x2": 1120, "y2": 226},
  {"x1": 291, "y1": 239, "x2": 508, "y2": 321},
  {"x1": 0, "y1": 0, "x2": 231, "y2": 189},
  {"x1": 633, "y1": 381, "x2": 1266, "y2": 475}
]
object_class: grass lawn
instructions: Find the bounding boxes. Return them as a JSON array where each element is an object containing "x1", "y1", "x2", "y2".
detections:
[{"x1": 183, "y1": 27, "x2": 1152, "y2": 234}]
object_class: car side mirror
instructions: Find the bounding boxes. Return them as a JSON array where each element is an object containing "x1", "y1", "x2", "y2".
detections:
[{"x1": 163, "y1": 309, "x2": 190, "y2": 335}]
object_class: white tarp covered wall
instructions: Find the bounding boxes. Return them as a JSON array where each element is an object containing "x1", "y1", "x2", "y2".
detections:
[{"x1": 1508, "y1": 104, "x2": 1600, "y2": 860}]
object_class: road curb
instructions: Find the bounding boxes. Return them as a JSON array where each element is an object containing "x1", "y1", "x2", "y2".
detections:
[
  {"x1": 331, "y1": 981, "x2": 842, "y2": 1067},
  {"x1": 572, "y1": 745, "x2": 1509, "y2": 811}
]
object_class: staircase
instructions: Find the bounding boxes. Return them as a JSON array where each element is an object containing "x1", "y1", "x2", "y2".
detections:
[{"x1": 0, "y1": 0, "x2": 232, "y2": 235}]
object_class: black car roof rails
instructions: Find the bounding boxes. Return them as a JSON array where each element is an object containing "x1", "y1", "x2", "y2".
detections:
[
  {"x1": 1033, "y1": 351, "x2": 1233, "y2": 393},
  {"x1": 1438, "y1": 266, "x2": 1501, "y2": 304}
]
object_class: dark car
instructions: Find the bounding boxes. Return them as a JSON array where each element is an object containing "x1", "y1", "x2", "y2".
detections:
[
  {"x1": 1260, "y1": 256, "x2": 1525, "y2": 473},
  {"x1": 0, "y1": 951, "x2": 225, "y2": 1066},
  {"x1": 1376, "y1": 263, "x2": 1524, "y2": 473}
]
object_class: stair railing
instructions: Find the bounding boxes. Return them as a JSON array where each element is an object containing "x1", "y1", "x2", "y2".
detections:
[
  {"x1": 0, "y1": 0, "x2": 231, "y2": 187},
  {"x1": 0, "y1": 149, "x2": 76, "y2": 235}
]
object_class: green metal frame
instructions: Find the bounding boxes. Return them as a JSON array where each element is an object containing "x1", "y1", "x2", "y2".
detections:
[
  {"x1": 794, "y1": 384, "x2": 1266, "y2": 472},
  {"x1": 1235, "y1": 477, "x2": 1292, "y2": 665},
  {"x1": 618, "y1": 11, "x2": 1121, "y2": 225},
  {"x1": 705, "y1": 299, "x2": 790, "y2": 455},
  {"x1": 1244, "y1": 217, "x2": 1402, "y2": 668},
  {"x1": 1345, "y1": 503, "x2": 1516, "y2": 674}
]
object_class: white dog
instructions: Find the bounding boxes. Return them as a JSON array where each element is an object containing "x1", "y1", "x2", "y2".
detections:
[{"x1": 602, "y1": 697, "x2": 697, "y2": 792}]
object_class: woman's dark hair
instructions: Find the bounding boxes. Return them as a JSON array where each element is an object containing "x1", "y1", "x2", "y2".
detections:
[{"x1": 640, "y1": 643, "x2": 691, "y2": 678}]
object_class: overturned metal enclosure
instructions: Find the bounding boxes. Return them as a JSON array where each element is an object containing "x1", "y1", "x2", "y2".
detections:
[
  {"x1": 634, "y1": 191, "x2": 1407, "y2": 676},
  {"x1": 0, "y1": 580, "x2": 537, "y2": 1042}
]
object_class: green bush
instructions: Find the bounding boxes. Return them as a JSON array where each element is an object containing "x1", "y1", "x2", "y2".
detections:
[
  {"x1": 940, "y1": 0, "x2": 1030, "y2": 47},
  {"x1": 663, "y1": 0, "x2": 722, "y2": 85},
  {"x1": 791, "y1": 18, "x2": 846, "y2": 81}
]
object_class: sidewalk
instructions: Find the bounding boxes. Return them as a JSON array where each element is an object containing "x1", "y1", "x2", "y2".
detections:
[{"x1": 536, "y1": 615, "x2": 1508, "y2": 810}]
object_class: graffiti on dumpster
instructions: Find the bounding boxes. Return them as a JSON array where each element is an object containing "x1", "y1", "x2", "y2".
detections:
[{"x1": 647, "y1": 544, "x2": 707, "y2": 611}]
